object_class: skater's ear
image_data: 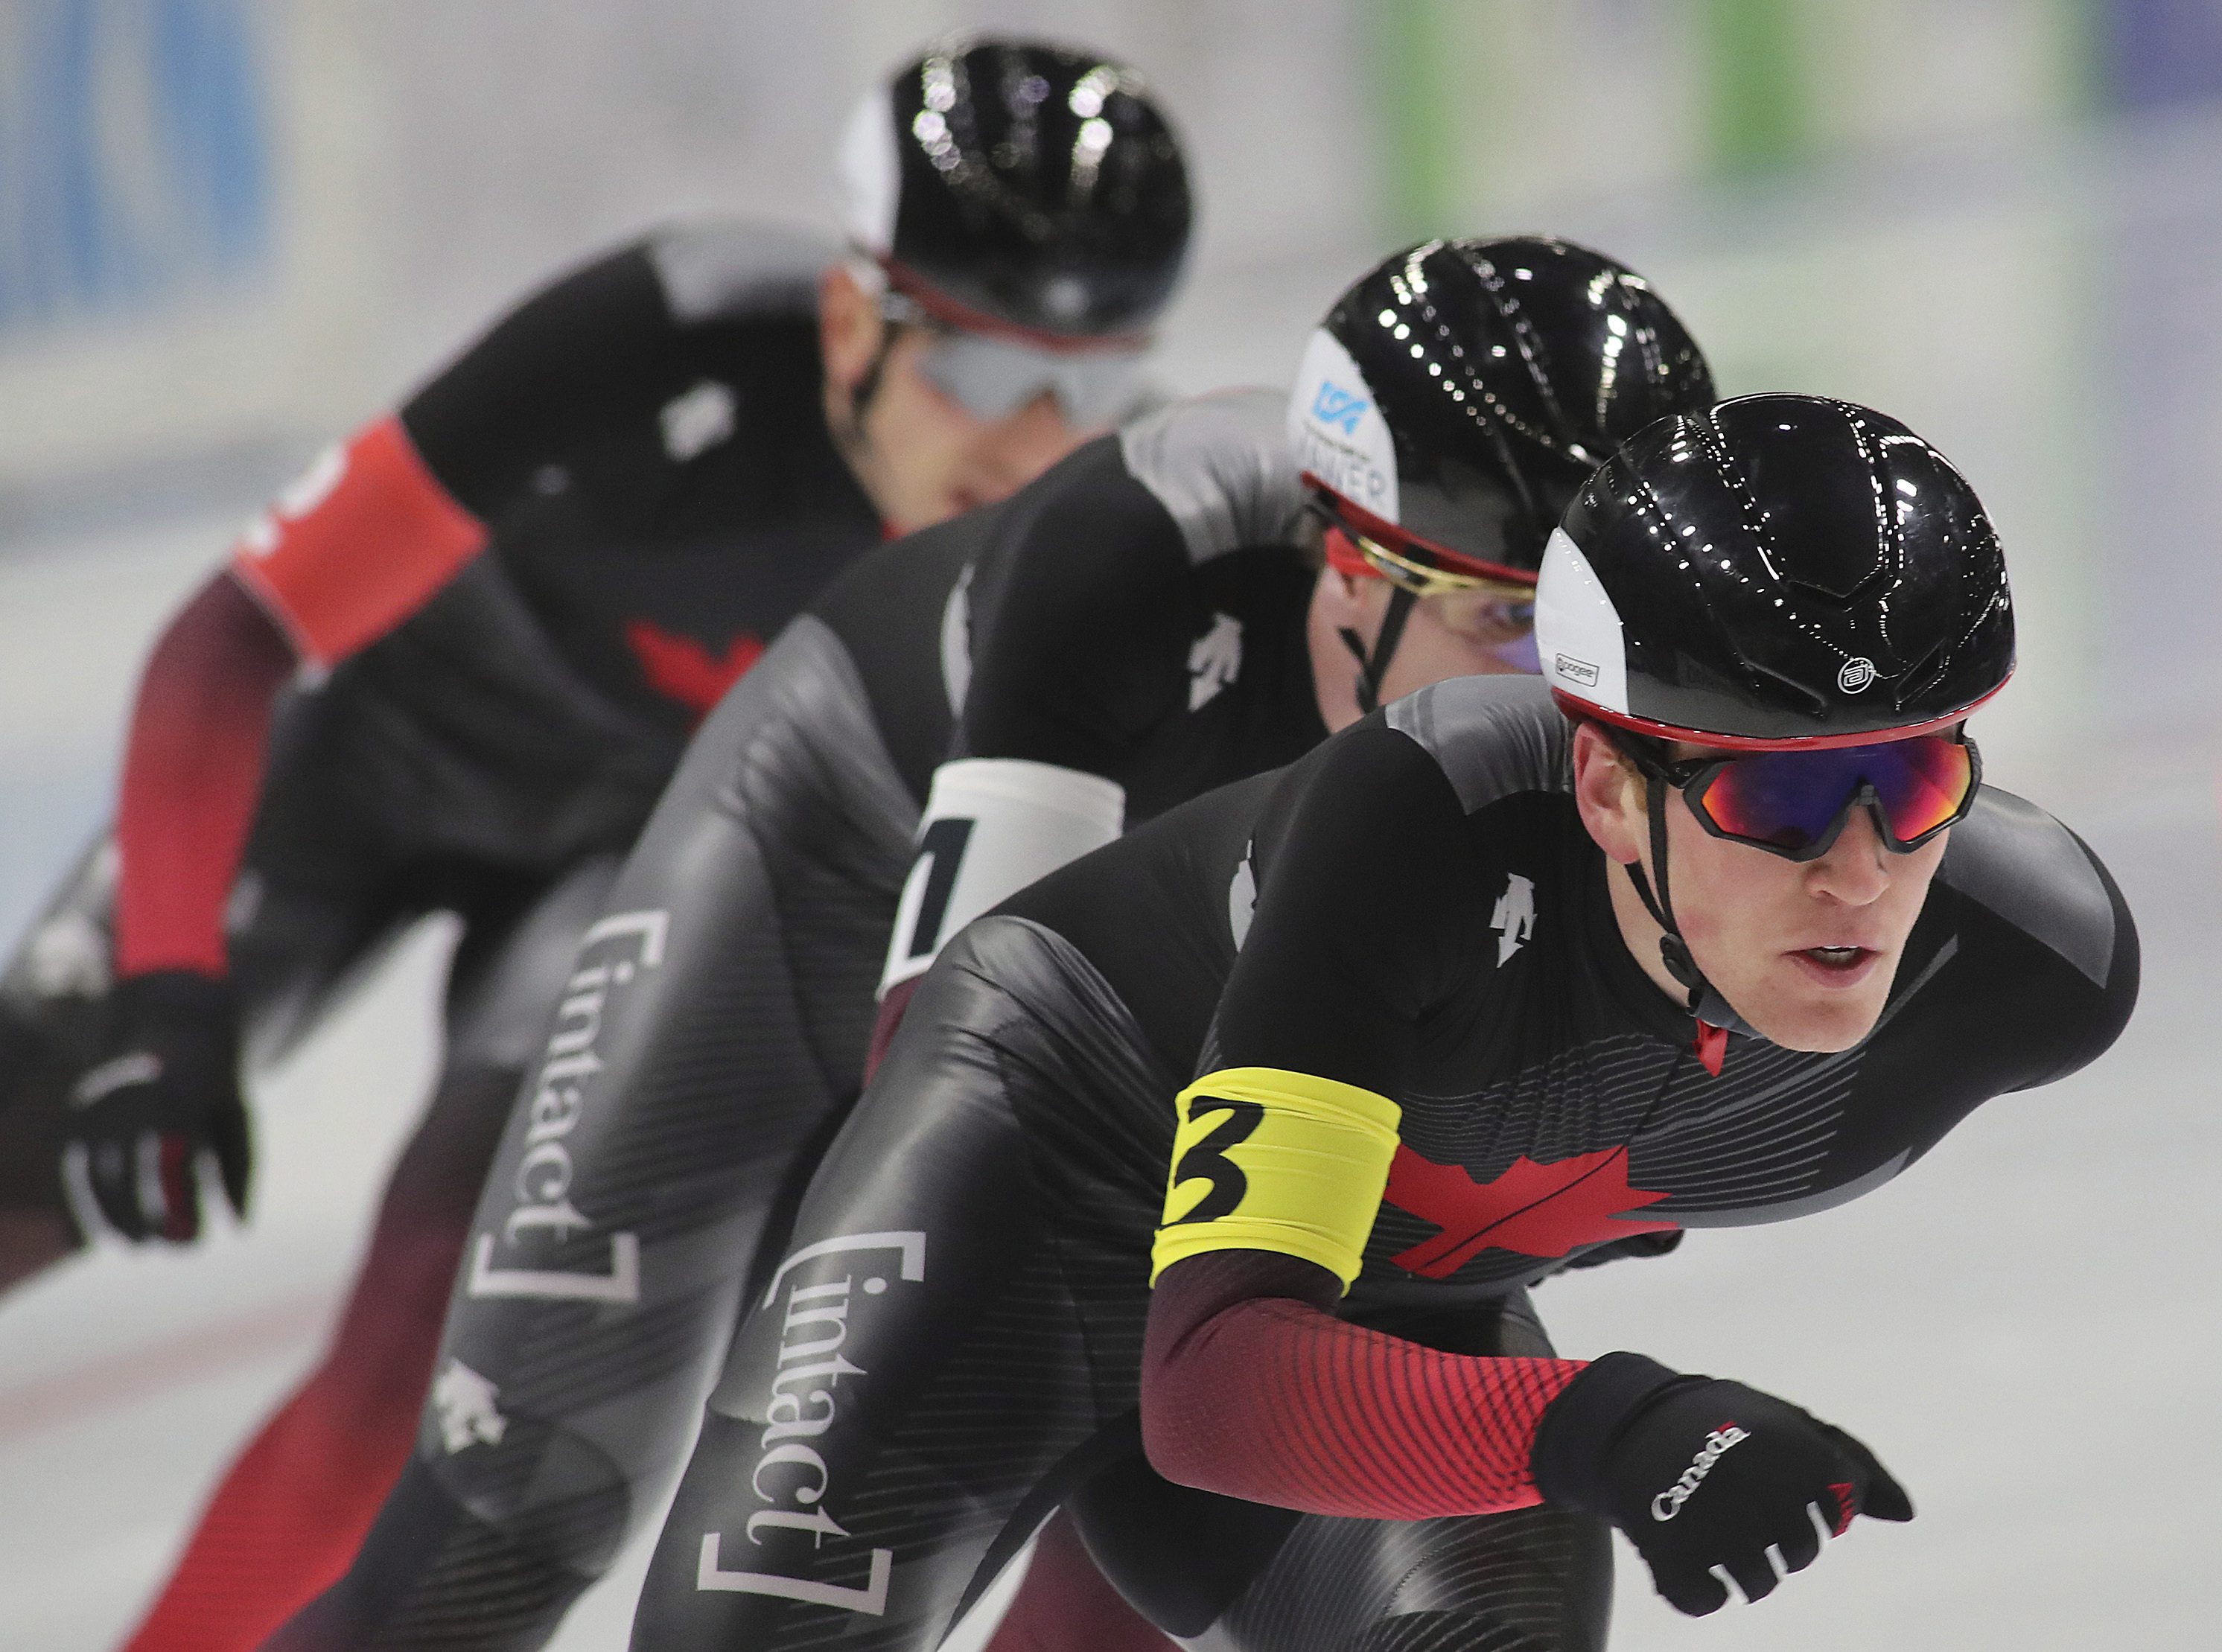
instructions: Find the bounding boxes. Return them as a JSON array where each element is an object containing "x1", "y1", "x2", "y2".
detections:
[
  {"x1": 1571, "y1": 721, "x2": 1646, "y2": 865},
  {"x1": 818, "y1": 262, "x2": 889, "y2": 401}
]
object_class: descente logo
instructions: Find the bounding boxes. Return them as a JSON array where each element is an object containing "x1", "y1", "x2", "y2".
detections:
[{"x1": 1650, "y1": 1424, "x2": 1750, "y2": 1522}]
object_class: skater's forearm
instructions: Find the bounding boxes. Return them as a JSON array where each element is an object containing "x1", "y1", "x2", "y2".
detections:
[
  {"x1": 113, "y1": 572, "x2": 296, "y2": 978},
  {"x1": 1141, "y1": 1250, "x2": 1583, "y2": 1519}
]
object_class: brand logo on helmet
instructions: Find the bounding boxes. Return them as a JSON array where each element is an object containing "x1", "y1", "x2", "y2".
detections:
[
  {"x1": 1311, "y1": 380, "x2": 1369, "y2": 436},
  {"x1": 1838, "y1": 657, "x2": 1876, "y2": 694},
  {"x1": 1553, "y1": 653, "x2": 1600, "y2": 688}
]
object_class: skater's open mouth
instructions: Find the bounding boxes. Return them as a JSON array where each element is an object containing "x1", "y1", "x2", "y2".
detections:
[{"x1": 1786, "y1": 945, "x2": 1880, "y2": 988}]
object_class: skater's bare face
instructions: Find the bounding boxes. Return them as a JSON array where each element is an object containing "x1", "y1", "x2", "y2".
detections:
[
  {"x1": 818, "y1": 266, "x2": 1101, "y2": 534},
  {"x1": 1571, "y1": 721, "x2": 1946, "y2": 1053},
  {"x1": 1307, "y1": 570, "x2": 1538, "y2": 733}
]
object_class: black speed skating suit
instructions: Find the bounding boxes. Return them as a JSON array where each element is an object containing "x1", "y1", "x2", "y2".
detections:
[
  {"x1": 275, "y1": 391, "x2": 1330, "y2": 1648},
  {"x1": 630, "y1": 674, "x2": 2136, "y2": 1651}
]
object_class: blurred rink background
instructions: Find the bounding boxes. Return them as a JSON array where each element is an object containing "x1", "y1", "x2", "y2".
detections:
[{"x1": 0, "y1": 1, "x2": 2217, "y2": 1648}]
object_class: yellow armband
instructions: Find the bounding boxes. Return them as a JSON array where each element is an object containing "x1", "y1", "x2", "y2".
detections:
[{"x1": 1150, "y1": 1066, "x2": 1402, "y2": 1292}]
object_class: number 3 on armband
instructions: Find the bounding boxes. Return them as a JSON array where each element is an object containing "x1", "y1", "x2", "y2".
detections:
[{"x1": 1165, "y1": 1096, "x2": 1264, "y2": 1225}]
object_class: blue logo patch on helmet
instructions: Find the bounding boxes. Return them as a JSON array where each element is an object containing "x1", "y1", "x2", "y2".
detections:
[{"x1": 1311, "y1": 381, "x2": 1369, "y2": 436}]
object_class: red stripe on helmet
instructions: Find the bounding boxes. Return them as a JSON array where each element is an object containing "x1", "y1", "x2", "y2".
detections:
[
  {"x1": 1548, "y1": 677, "x2": 2011, "y2": 751},
  {"x1": 1302, "y1": 473, "x2": 1537, "y2": 587}
]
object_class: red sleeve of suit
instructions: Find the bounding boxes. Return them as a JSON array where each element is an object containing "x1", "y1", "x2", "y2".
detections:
[
  {"x1": 1141, "y1": 1250, "x2": 1586, "y2": 1520},
  {"x1": 111, "y1": 415, "x2": 488, "y2": 979},
  {"x1": 229, "y1": 415, "x2": 488, "y2": 669}
]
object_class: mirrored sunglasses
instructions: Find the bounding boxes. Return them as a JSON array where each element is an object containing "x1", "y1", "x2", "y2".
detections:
[{"x1": 1617, "y1": 731, "x2": 1980, "y2": 861}]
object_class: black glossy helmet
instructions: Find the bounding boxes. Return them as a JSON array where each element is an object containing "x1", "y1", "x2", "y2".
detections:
[
  {"x1": 1288, "y1": 237, "x2": 1715, "y2": 587},
  {"x1": 838, "y1": 36, "x2": 1191, "y2": 345},
  {"x1": 1537, "y1": 394, "x2": 2016, "y2": 747}
]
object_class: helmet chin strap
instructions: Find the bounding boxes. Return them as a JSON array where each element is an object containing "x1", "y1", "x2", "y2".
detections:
[
  {"x1": 1620, "y1": 780, "x2": 1703, "y2": 1009},
  {"x1": 1619, "y1": 774, "x2": 1735, "y2": 1076},
  {"x1": 1336, "y1": 585, "x2": 1418, "y2": 716}
]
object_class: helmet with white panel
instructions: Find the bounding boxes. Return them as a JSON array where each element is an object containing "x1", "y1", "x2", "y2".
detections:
[
  {"x1": 836, "y1": 35, "x2": 1191, "y2": 424},
  {"x1": 1536, "y1": 393, "x2": 2015, "y2": 747},
  {"x1": 1286, "y1": 237, "x2": 1715, "y2": 707}
]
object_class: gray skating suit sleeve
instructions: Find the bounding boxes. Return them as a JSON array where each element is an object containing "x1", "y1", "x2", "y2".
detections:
[
  {"x1": 267, "y1": 604, "x2": 932, "y2": 1650},
  {"x1": 1115, "y1": 386, "x2": 1311, "y2": 564}
]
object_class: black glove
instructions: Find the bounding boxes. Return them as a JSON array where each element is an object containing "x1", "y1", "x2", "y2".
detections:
[
  {"x1": 1534, "y1": 1352, "x2": 1913, "y2": 1616},
  {"x1": 65, "y1": 970, "x2": 250, "y2": 1242}
]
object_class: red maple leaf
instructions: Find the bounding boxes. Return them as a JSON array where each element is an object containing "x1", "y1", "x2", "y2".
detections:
[
  {"x1": 623, "y1": 619, "x2": 765, "y2": 719},
  {"x1": 1382, "y1": 1144, "x2": 1676, "y2": 1278}
]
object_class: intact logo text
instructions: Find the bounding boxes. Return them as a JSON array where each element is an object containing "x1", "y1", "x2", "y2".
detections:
[
  {"x1": 464, "y1": 911, "x2": 666, "y2": 1304},
  {"x1": 693, "y1": 1232, "x2": 928, "y2": 1616}
]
